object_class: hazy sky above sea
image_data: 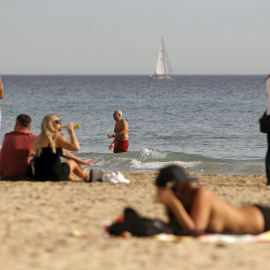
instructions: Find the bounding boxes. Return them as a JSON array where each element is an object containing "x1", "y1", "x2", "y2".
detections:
[{"x1": 1, "y1": 0, "x2": 270, "y2": 75}]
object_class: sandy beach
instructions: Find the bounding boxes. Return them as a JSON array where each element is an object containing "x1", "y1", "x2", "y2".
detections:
[{"x1": 1, "y1": 171, "x2": 270, "y2": 270}]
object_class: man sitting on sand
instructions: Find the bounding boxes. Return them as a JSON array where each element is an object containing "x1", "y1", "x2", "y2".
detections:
[
  {"x1": 0, "y1": 114, "x2": 37, "y2": 180},
  {"x1": 156, "y1": 165, "x2": 269, "y2": 234},
  {"x1": 108, "y1": 110, "x2": 129, "y2": 153}
]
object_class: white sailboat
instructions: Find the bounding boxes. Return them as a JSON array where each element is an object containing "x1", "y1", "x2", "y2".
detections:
[{"x1": 150, "y1": 37, "x2": 174, "y2": 80}]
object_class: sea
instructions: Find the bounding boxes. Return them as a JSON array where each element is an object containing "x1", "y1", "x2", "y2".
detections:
[{"x1": 0, "y1": 75, "x2": 268, "y2": 176}]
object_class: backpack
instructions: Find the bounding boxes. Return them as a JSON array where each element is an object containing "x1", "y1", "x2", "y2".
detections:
[{"x1": 107, "y1": 207, "x2": 172, "y2": 237}]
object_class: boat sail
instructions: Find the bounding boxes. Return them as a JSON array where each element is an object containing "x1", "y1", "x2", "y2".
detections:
[{"x1": 150, "y1": 37, "x2": 174, "y2": 80}]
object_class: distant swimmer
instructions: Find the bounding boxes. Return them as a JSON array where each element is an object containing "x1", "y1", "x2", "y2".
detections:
[{"x1": 107, "y1": 110, "x2": 129, "y2": 153}]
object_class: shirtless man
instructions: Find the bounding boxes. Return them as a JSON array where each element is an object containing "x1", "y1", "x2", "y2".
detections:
[
  {"x1": 108, "y1": 110, "x2": 129, "y2": 153},
  {"x1": 156, "y1": 165, "x2": 267, "y2": 234}
]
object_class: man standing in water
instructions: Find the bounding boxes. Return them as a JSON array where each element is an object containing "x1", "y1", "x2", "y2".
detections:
[{"x1": 108, "y1": 110, "x2": 129, "y2": 153}]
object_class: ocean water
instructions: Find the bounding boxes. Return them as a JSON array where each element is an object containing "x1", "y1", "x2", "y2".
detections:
[{"x1": 0, "y1": 75, "x2": 267, "y2": 175}]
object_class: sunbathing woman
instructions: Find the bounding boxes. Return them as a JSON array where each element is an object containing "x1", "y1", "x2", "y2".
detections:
[
  {"x1": 33, "y1": 114, "x2": 93, "y2": 181},
  {"x1": 156, "y1": 165, "x2": 269, "y2": 234}
]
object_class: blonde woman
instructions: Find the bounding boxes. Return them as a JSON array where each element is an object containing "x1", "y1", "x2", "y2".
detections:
[{"x1": 33, "y1": 114, "x2": 92, "y2": 181}]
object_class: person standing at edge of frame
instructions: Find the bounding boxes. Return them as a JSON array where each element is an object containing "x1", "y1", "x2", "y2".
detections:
[
  {"x1": 0, "y1": 77, "x2": 4, "y2": 132},
  {"x1": 265, "y1": 74, "x2": 270, "y2": 185},
  {"x1": 0, "y1": 77, "x2": 3, "y2": 99}
]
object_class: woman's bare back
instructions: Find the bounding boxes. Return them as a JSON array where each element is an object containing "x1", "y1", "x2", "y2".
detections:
[{"x1": 194, "y1": 188, "x2": 265, "y2": 233}]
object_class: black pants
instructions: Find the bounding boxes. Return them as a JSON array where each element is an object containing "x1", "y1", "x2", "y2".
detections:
[{"x1": 266, "y1": 133, "x2": 270, "y2": 185}]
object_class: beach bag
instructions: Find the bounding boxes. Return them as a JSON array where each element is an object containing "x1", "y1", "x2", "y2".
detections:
[
  {"x1": 259, "y1": 111, "x2": 270, "y2": 133},
  {"x1": 107, "y1": 207, "x2": 172, "y2": 237},
  {"x1": 89, "y1": 169, "x2": 103, "y2": 182}
]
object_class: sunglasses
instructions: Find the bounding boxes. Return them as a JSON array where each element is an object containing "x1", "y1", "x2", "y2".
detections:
[{"x1": 54, "y1": 119, "x2": 62, "y2": 124}]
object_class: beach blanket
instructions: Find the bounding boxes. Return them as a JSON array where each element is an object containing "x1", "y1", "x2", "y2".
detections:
[
  {"x1": 155, "y1": 231, "x2": 270, "y2": 243},
  {"x1": 72, "y1": 230, "x2": 270, "y2": 244}
]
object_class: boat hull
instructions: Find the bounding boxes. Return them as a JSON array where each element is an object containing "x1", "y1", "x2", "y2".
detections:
[{"x1": 150, "y1": 75, "x2": 174, "y2": 81}]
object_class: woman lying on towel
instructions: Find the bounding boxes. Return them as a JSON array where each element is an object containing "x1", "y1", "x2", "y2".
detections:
[
  {"x1": 33, "y1": 114, "x2": 93, "y2": 181},
  {"x1": 156, "y1": 165, "x2": 270, "y2": 234}
]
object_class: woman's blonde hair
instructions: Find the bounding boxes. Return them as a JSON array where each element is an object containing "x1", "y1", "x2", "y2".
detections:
[{"x1": 34, "y1": 114, "x2": 59, "y2": 157}]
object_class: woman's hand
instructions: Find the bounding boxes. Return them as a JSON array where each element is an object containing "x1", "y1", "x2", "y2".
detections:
[
  {"x1": 81, "y1": 159, "x2": 93, "y2": 166},
  {"x1": 56, "y1": 123, "x2": 80, "y2": 151},
  {"x1": 65, "y1": 123, "x2": 75, "y2": 133},
  {"x1": 156, "y1": 187, "x2": 175, "y2": 206}
]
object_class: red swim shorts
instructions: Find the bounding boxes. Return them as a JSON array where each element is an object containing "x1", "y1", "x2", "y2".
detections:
[{"x1": 114, "y1": 140, "x2": 129, "y2": 153}]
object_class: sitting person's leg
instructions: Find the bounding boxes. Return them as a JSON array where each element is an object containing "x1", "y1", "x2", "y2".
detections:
[{"x1": 65, "y1": 159, "x2": 89, "y2": 181}]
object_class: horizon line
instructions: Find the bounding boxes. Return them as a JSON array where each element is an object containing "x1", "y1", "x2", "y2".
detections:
[{"x1": 0, "y1": 73, "x2": 267, "y2": 76}]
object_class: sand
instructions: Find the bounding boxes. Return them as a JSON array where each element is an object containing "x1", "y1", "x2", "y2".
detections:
[{"x1": 1, "y1": 172, "x2": 270, "y2": 270}]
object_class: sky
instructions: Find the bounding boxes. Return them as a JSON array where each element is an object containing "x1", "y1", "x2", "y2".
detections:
[{"x1": 1, "y1": 0, "x2": 270, "y2": 75}]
